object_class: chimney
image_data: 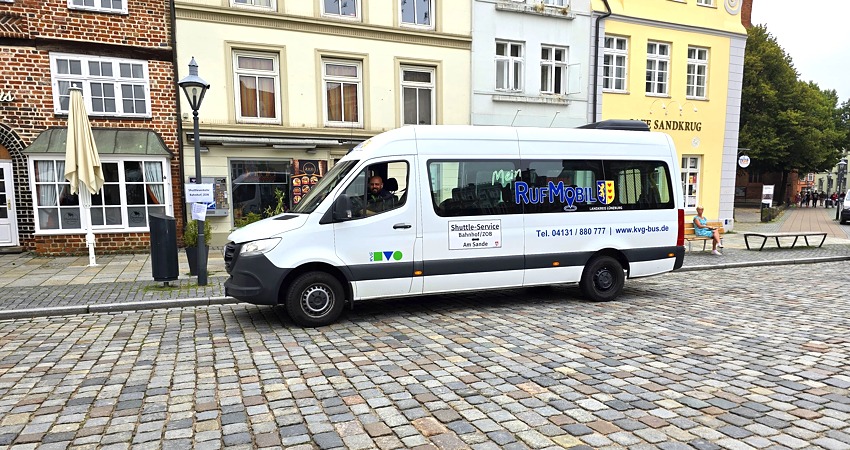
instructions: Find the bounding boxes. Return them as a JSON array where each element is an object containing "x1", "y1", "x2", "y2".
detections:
[{"x1": 741, "y1": 0, "x2": 753, "y2": 28}]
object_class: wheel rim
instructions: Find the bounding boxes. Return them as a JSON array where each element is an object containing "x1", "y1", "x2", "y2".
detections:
[
  {"x1": 301, "y1": 283, "x2": 334, "y2": 317},
  {"x1": 594, "y1": 266, "x2": 614, "y2": 291}
]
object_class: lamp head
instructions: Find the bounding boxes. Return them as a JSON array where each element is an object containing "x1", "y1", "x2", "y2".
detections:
[{"x1": 178, "y1": 57, "x2": 210, "y2": 111}]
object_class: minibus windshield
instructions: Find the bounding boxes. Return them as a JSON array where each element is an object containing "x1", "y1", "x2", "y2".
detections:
[{"x1": 291, "y1": 160, "x2": 359, "y2": 214}]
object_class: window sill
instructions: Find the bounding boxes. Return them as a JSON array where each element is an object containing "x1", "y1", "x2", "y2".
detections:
[
  {"x1": 324, "y1": 123, "x2": 364, "y2": 129},
  {"x1": 230, "y1": 3, "x2": 277, "y2": 12},
  {"x1": 495, "y1": 2, "x2": 576, "y2": 20},
  {"x1": 603, "y1": 89, "x2": 630, "y2": 95},
  {"x1": 321, "y1": 13, "x2": 361, "y2": 22},
  {"x1": 492, "y1": 93, "x2": 570, "y2": 105},
  {"x1": 68, "y1": 6, "x2": 128, "y2": 14},
  {"x1": 236, "y1": 118, "x2": 282, "y2": 125}
]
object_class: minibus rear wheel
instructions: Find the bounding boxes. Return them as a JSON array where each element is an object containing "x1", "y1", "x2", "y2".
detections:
[
  {"x1": 285, "y1": 272, "x2": 345, "y2": 327},
  {"x1": 580, "y1": 256, "x2": 624, "y2": 302}
]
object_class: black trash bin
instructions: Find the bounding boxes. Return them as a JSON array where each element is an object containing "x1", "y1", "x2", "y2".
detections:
[{"x1": 149, "y1": 213, "x2": 178, "y2": 282}]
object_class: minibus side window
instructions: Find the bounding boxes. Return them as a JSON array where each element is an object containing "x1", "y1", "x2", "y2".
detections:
[
  {"x1": 603, "y1": 160, "x2": 674, "y2": 210},
  {"x1": 340, "y1": 161, "x2": 409, "y2": 218},
  {"x1": 428, "y1": 160, "x2": 521, "y2": 217}
]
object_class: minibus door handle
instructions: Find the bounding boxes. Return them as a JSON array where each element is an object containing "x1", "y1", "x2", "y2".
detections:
[{"x1": 393, "y1": 223, "x2": 412, "y2": 229}]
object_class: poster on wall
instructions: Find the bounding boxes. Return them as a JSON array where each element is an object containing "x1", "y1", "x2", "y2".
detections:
[{"x1": 290, "y1": 160, "x2": 328, "y2": 207}]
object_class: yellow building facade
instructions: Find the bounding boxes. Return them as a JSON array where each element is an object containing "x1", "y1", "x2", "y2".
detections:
[{"x1": 595, "y1": 0, "x2": 747, "y2": 228}]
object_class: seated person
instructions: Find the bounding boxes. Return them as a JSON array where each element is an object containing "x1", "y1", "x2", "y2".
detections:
[
  {"x1": 366, "y1": 175, "x2": 396, "y2": 213},
  {"x1": 693, "y1": 205, "x2": 723, "y2": 255}
]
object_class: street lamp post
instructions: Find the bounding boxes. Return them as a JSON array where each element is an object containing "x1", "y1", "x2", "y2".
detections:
[
  {"x1": 178, "y1": 58, "x2": 211, "y2": 286},
  {"x1": 835, "y1": 159, "x2": 847, "y2": 220}
]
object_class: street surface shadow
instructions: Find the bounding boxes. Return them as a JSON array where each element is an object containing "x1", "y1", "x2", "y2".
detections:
[{"x1": 226, "y1": 282, "x2": 662, "y2": 328}]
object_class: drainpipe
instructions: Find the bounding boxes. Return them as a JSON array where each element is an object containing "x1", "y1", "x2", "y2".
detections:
[
  {"x1": 170, "y1": 0, "x2": 188, "y2": 232},
  {"x1": 591, "y1": 0, "x2": 612, "y2": 122}
]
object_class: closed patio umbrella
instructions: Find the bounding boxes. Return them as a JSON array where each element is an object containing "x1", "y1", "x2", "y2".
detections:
[{"x1": 64, "y1": 87, "x2": 104, "y2": 266}]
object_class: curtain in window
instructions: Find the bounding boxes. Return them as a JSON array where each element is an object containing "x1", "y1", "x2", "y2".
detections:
[
  {"x1": 144, "y1": 162, "x2": 165, "y2": 204},
  {"x1": 258, "y1": 77, "x2": 276, "y2": 118},
  {"x1": 343, "y1": 83, "x2": 358, "y2": 122},
  {"x1": 240, "y1": 76, "x2": 258, "y2": 117},
  {"x1": 327, "y1": 82, "x2": 342, "y2": 122},
  {"x1": 35, "y1": 161, "x2": 58, "y2": 207}
]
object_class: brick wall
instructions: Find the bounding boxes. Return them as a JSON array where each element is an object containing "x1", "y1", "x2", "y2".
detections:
[
  {"x1": 2, "y1": 0, "x2": 171, "y2": 47},
  {"x1": 0, "y1": 0, "x2": 183, "y2": 256}
]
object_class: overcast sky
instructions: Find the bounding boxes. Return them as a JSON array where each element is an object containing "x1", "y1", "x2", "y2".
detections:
[{"x1": 749, "y1": 1, "x2": 850, "y2": 104}]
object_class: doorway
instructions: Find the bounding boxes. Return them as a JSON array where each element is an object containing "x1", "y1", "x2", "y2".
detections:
[{"x1": 0, "y1": 160, "x2": 19, "y2": 247}]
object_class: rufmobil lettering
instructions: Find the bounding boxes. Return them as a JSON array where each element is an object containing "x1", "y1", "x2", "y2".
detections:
[{"x1": 514, "y1": 180, "x2": 616, "y2": 208}]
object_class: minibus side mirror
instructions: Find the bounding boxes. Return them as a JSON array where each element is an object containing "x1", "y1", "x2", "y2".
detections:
[{"x1": 333, "y1": 195, "x2": 353, "y2": 221}]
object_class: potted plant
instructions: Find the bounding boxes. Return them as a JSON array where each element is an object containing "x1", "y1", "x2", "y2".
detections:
[{"x1": 184, "y1": 219, "x2": 212, "y2": 276}]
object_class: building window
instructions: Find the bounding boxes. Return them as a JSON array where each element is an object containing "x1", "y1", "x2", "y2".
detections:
[
  {"x1": 540, "y1": 46, "x2": 567, "y2": 95},
  {"x1": 496, "y1": 41, "x2": 524, "y2": 92},
  {"x1": 400, "y1": 0, "x2": 432, "y2": 27},
  {"x1": 696, "y1": 0, "x2": 714, "y2": 5},
  {"x1": 50, "y1": 53, "x2": 150, "y2": 117},
  {"x1": 646, "y1": 41, "x2": 670, "y2": 96},
  {"x1": 30, "y1": 158, "x2": 169, "y2": 232},
  {"x1": 542, "y1": 0, "x2": 566, "y2": 5},
  {"x1": 603, "y1": 36, "x2": 628, "y2": 92},
  {"x1": 231, "y1": 160, "x2": 291, "y2": 218},
  {"x1": 681, "y1": 156, "x2": 700, "y2": 210},
  {"x1": 231, "y1": 0, "x2": 274, "y2": 9},
  {"x1": 686, "y1": 46, "x2": 708, "y2": 99},
  {"x1": 233, "y1": 51, "x2": 280, "y2": 123},
  {"x1": 68, "y1": 0, "x2": 127, "y2": 14},
  {"x1": 323, "y1": 0, "x2": 358, "y2": 18},
  {"x1": 401, "y1": 66, "x2": 435, "y2": 125},
  {"x1": 323, "y1": 59, "x2": 363, "y2": 127}
]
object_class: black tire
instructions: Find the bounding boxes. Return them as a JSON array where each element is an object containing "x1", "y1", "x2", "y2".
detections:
[
  {"x1": 580, "y1": 256, "x2": 625, "y2": 302},
  {"x1": 285, "y1": 272, "x2": 345, "y2": 327}
]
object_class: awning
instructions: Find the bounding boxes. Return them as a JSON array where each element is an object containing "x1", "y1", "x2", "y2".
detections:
[{"x1": 24, "y1": 127, "x2": 173, "y2": 157}]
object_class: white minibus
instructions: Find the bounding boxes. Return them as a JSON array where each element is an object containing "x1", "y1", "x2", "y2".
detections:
[{"x1": 224, "y1": 121, "x2": 686, "y2": 327}]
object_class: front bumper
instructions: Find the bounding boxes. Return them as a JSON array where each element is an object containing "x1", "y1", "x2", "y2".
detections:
[{"x1": 224, "y1": 242, "x2": 289, "y2": 306}]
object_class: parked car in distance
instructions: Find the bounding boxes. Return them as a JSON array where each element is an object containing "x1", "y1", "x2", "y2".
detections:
[{"x1": 840, "y1": 200, "x2": 850, "y2": 224}]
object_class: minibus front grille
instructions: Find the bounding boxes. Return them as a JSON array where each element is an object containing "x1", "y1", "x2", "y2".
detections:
[{"x1": 224, "y1": 242, "x2": 239, "y2": 273}]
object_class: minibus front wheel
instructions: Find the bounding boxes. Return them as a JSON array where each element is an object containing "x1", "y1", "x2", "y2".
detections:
[
  {"x1": 580, "y1": 256, "x2": 624, "y2": 302},
  {"x1": 285, "y1": 272, "x2": 345, "y2": 327}
]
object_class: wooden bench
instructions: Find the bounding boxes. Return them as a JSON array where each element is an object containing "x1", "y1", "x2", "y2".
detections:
[
  {"x1": 743, "y1": 232, "x2": 827, "y2": 251},
  {"x1": 683, "y1": 220, "x2": 724, "y2": 252}
]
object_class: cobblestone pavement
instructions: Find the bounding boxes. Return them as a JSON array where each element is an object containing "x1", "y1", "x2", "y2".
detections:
[{"x1": 0, "y1": 262, "x2": 848, "y2": 449}]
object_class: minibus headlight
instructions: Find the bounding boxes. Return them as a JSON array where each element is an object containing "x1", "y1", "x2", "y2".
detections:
[{"x1": 240, "y1": 238, "x2": 281, "y2": 256}]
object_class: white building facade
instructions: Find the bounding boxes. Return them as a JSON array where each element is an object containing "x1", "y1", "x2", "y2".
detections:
[
  {"x1": 175, "y1": 0, "x2": 472, "y2": 243},
  {"x1": 471, "y1": 0, "x2": 594, "y2": 128}
]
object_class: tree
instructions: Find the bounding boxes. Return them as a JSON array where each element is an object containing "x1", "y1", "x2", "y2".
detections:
[{"x1": 739, "y1": 25, "x2": 848, "y2": 201}]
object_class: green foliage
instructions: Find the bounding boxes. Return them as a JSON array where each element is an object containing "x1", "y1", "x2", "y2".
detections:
[
  {"x1": 234, "y1": 211, "x2": 263, "y2": 228},
  {"x1": 183, "y1": 219, "x2": 212, "y2": 247},
  {"x1": 233, "y1": 188, "x2": 287, "y2": 229},
  {"x1": 741, "y1": 25, "x2": 849, "y2": 201},
  {"x1": 760, "y1": 206, "x2": 781, "y2": 223}
]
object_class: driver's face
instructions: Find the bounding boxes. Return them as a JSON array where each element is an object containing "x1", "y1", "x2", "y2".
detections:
[{"x1": 369, "y1": 179, "x2": 383, "y2": 193}]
